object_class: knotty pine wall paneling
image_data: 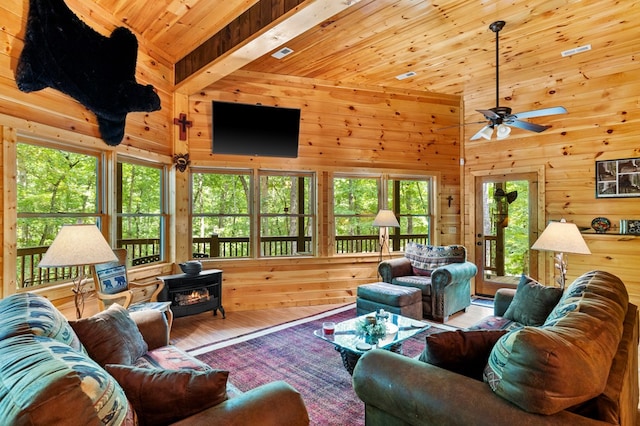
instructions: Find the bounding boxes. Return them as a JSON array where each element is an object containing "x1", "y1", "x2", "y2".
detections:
[
  {"x1": 463, "y1": 28, "x2": 640, "y2": 305},
  {"x1": 187, "y1": 71, "x2": 463, "y2": 311}
]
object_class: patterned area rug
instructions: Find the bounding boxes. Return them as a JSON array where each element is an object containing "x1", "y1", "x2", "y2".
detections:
[{"x1": 194, "y1": 306, "x2": 452, "y2": 425}]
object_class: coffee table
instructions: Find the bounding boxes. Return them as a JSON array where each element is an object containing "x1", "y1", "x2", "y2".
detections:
[{"x1": 313, "y1": 312, "x2": 430, "y2": 374}]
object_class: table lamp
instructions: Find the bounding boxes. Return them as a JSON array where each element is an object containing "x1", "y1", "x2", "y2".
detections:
[
  {"x1": 38, "y1": 224, "x2": 118, "y2": 318},
  {"x1": 373, "y1": 209, "x2": 400, "y2": 262},
  {"x1": 531, "y1": 218, "x2": 591, "y2": 289}
]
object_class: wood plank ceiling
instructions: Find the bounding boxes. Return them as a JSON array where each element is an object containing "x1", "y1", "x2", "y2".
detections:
[{"x1": 70, "y1": 0, "x2": 630, "y2": 127}]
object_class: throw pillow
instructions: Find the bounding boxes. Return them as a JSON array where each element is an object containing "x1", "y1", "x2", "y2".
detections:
[
  {"x1": 0, "y1": 334, "x2": 128, "y2": 425},
  {"x1": 419, "y1": 329, "x2": 507, "y2": 380},
  {"x1": 105, "y1": 364, "x2": 229, "y2": 426},
  {"x1": 0, "y1": 292, "x2": 83, "y2": 351},
  {"x1": 503, "y1": 275, "x2": 562, "y2": 326},
  {"x1": 70, "y1": 303, "x2": 148, "y2": 367}
]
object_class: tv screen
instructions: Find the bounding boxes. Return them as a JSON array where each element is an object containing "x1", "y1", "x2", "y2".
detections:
[{"x1": 212, "y1": 101, "x2": 300, "y2": 158}]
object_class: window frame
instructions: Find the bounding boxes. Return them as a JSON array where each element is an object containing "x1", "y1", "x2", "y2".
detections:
[
  {"x1": 257, "y1": 170, "x2": 316, "y2": 257},
  {"x1": 115, "y1": 156, "x2": 169, "y2": 266},
  {"x1": 332, "y1": 172, "x2": 434, "y2": 255}
]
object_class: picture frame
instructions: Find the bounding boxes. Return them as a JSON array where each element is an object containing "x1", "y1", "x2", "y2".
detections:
[
  {"x1": 595, "y1": 158, "x2": 640, "y2": 198},
  {"x1": 620, "y1": 219, "x2": 640, "y2": 235}
]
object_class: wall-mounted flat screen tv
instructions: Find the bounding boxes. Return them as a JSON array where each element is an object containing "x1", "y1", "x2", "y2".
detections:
[{"x1": 212, "y1": 101, "x2": 300, "y2": 158}]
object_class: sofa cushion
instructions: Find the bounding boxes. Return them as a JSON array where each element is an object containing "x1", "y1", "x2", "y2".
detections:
[
  {"x1": 70, "y1": 303, "x2": 148, "y2": 367},
  {"x1": 0, "y1": 292, "x2": 83, "y2": 351},
  {"x1": 105, "y1": 364, "x2": 229, "y2": 426},
  {"x1": 404, "y1": 243, "x2": 466, "y2": 276},
  {"x1": 419, "y1": 329, "x2": 507, "y2": 380},
  {"x1": 484, "y1": 270, "x2": 629, "y2": 415},
  {"x1": 503, "y1": 275, "x2": 562, "y2": 326},
  {"x1": 0, "y1": 334, "x2": 128, "y2": 425}
]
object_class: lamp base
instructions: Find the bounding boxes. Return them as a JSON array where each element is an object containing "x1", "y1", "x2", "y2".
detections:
[{"x1": 72, "y1": 273, "x2": 87, "y2": 319}]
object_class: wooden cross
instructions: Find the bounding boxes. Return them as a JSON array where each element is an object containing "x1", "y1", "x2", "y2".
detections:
[
  {"x1": 447, "y1": 195, "x2": 453, "y2": 207},
  {"x1": 173, "y1": 113, "x2": 192, "y2": 141}
]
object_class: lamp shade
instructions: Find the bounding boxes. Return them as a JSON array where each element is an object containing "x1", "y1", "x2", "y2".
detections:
[
  {"x1": 373, "y1": 210, "x2": 400, "y2": 228},
  {"x1": 531, "y1": 220, "x2": 591, "y2": 255},
  {"x1": 478, "y1": 125, "x2": 494, "y2": 140},
  {"x1": 38, "y1": 224, "x2": 118, "y2": 267}
]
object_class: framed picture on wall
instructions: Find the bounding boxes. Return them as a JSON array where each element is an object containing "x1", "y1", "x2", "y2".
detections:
[{"x1": 596, "y1": 158, "x2": 640, "y2": 198}]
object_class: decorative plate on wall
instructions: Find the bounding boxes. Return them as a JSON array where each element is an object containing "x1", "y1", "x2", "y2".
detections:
[{"x1": 591, "y1": 217, "x2": 611, "y2": 233}]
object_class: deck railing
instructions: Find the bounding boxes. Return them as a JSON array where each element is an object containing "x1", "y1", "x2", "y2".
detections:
[{"x1": 18, "y1": 233, "x2": 429, "y2": 288}]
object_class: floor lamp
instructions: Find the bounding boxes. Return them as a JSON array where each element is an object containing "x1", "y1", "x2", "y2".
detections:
[
  {"x1": 373, "y1": 209, "x2": 400, "y2": 262},
  {"x1": 531, "y1": 219, "x2": 591, "y2": 290},
  {"x1": 38, "y1": 224, "x2": 118, "y2": 319}
]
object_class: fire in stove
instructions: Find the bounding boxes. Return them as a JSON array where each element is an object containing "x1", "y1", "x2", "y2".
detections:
[{"x1": 175, "y1": 288, "x2": 210, "y2": 306}]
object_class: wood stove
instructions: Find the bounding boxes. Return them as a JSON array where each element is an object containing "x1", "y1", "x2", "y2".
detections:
[{"x1": 157, "y1": 269, "x2": 224, "y2": 318}]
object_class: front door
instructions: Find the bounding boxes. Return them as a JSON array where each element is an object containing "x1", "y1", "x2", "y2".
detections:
[{"x1": 474, "y1": 173, "x2": 538, "y2": 296}]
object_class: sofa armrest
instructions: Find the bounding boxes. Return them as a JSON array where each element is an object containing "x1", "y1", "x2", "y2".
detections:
[
  {"x1": 171, "y1": 381, "x2": 309, "y2": 426},
  {"x1": 431, "y1": 261, "x2": 477, "y2": 289},
  {"x1": 494, "y1": 288, "x2": 516, "y2": 317},
  {"x1": 352, "y1": 349, "x2": 607, "y2": 426},
  {"x1": 129, "y1": 309, "x2": 170, "y2": 349},
  {"x1": 378, "y1": 257, "x2": 412, "y2": 282}
]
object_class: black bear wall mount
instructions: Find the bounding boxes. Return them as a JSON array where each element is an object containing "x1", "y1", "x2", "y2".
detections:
[{"x1": 16, "y1": 0, "x2": 161, "y2": 146}]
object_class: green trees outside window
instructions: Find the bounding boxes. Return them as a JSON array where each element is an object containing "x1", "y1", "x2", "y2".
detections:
[
  {"x1": 192, "y1": 171, "x2": 252, "y2": 258},
  {"x1": 16, "y1": 142, "x2": 167, "y2": 288},
  {"x1": 17, "y1": 142, "x2": 101, "y2": 287},
  {"x1": 117, "y1": 160, "x2": 166, "y2": 264},
  {"x1": 334, "y1": 175, "x2": 432, "y2": 254},
  {"x1": 191, "y1": 170, "x2": 315, "y2": 258}
]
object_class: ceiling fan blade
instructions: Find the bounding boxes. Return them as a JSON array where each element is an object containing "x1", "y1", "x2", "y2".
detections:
[
  {"x1": 477, "y1": 109, "x2": 501, "y2": 120},
  {"x1": 509, "y1": 106, "x2": 567, "y2": 119},
  {"x1": 506, "y1": 120, "x2": 550, "y2": 133}
]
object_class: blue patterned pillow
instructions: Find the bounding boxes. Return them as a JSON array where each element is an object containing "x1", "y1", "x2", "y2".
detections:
[
  {"x1": 0, "y1": 334, "x2": 128, "y2": 425},
  {"x1": 404, "y1": 242, "x2": 466, "y2": 275},
  {"x1": 0, "y1": 292, "x2": 83, "y2": 351}
]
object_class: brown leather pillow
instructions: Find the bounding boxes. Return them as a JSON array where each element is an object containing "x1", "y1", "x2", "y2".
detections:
[
  {"x1": 70, "y1": 304, "x2": 148, "y2": 366},
  {"x1": 419, "y1": 329, "x2": 507, "y2": 380},
  {"x1": 105, "y1": 364, "x2": 229, "y2": 426}
]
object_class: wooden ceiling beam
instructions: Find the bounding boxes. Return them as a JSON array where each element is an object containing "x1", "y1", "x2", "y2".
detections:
[{"x1": 174, "y1": 0, "x2": 361, "y2": 95}]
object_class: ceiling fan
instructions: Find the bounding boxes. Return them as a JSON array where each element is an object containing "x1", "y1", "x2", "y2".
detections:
[{"x1": 470, "y1": 20, "x2": 567, "y2": 141}]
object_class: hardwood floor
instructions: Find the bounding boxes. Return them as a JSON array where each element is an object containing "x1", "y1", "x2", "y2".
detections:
[{"x1": 56, "y1": 293, "x2": 493, "y2": 351}]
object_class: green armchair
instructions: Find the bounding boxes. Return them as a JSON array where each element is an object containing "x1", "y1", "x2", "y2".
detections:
[{"x1": 378, "y1": 243, "x2": 477, "y2": 322}]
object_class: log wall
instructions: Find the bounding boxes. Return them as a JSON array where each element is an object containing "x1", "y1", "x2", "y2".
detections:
[
  {"x1": 186, "y1": 71, "x2": 462, "y2": 310},
  {"x1": 463, "y1": 24, "x2": 640, "y2": 304}
]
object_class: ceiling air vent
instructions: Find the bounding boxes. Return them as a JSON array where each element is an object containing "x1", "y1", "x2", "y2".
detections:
[
  {"x1": 395, "y1": 71, "x2": 417, "y2": 80},
  {"x1": 272, "y1": 47, "x2": 294, "y2": 59}
]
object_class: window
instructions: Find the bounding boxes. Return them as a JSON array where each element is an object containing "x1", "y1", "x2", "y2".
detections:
[
  {"x1": 191, "y1": 169, "x2": 315, "y2": 258},
  {"x1": 16, "y1": 141, "x2": 102, "y2": 288},
  {"x1": 387, "y1": 177, "x2": 432, "y2": 250},
  {"x1": 333, "y1": 176, "x2": 380, "y2": 254},
  {"x1": 116, "y1": 159, "x2": 166, "y2": 266},
  {"x1": 259, "y1": 172, "x2": 315, "y2": 256},
  {"x1": 333, "y1": 174, "x2": 432, "y2": 254},
  {"x1": 191, "y1": 170, "x2": 252, "y2": 258}
]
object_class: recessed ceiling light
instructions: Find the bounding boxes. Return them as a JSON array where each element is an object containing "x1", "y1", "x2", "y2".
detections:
[
  {"x1": 272, "y1": 47, "x2": 294, "y2": 59},
  {"x1": 395, "y1": 71, "x2": 417, "y2": 80}
]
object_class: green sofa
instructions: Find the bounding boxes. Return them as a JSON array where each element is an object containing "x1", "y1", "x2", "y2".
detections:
[
  {"x1": 0, "y1": 292, "x2": 309, "y2": 425},
  {"x1": 353, "y1": 270, "x2": 639, "y2": 425},
  {"x1": 377, "y1": 243, "x2": 477, "y2": 322}
]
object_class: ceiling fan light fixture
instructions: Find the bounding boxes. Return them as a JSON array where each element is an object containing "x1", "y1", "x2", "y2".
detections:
[
  {"x1": 496, "y1": 124, "x2": 511, "y2": 139},
  {"x1": 478, "y1": 125, "x2": 494, "y2": 140}
]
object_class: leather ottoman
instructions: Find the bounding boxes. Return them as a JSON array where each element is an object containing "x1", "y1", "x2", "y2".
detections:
[{"x1": 356, "y1": 282, "x2": 422, "y2": 320}]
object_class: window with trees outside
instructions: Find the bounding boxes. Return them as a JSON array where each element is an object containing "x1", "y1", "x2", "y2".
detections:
[
  {"x1": 192, "y1": 170, "x2": 252, "y2": 258},
  {"x1": 259, "y1": 172, "x2": 314, "y2": 256},
  {"x1": 116, "y1": 160, "x2": 166, "y2": 265},
  {"x1": 334, "y1": 174, "x2": 432, "y2": 254},
  {"x1": 386, "y1": 177, "x2": 432, "y2": 250},
  {"x1": 16, "y1": 141, "x2": 102, "y2": 288},
  {"x1": 191, "y1": 170, "x2": 315, "y2": 258}
]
